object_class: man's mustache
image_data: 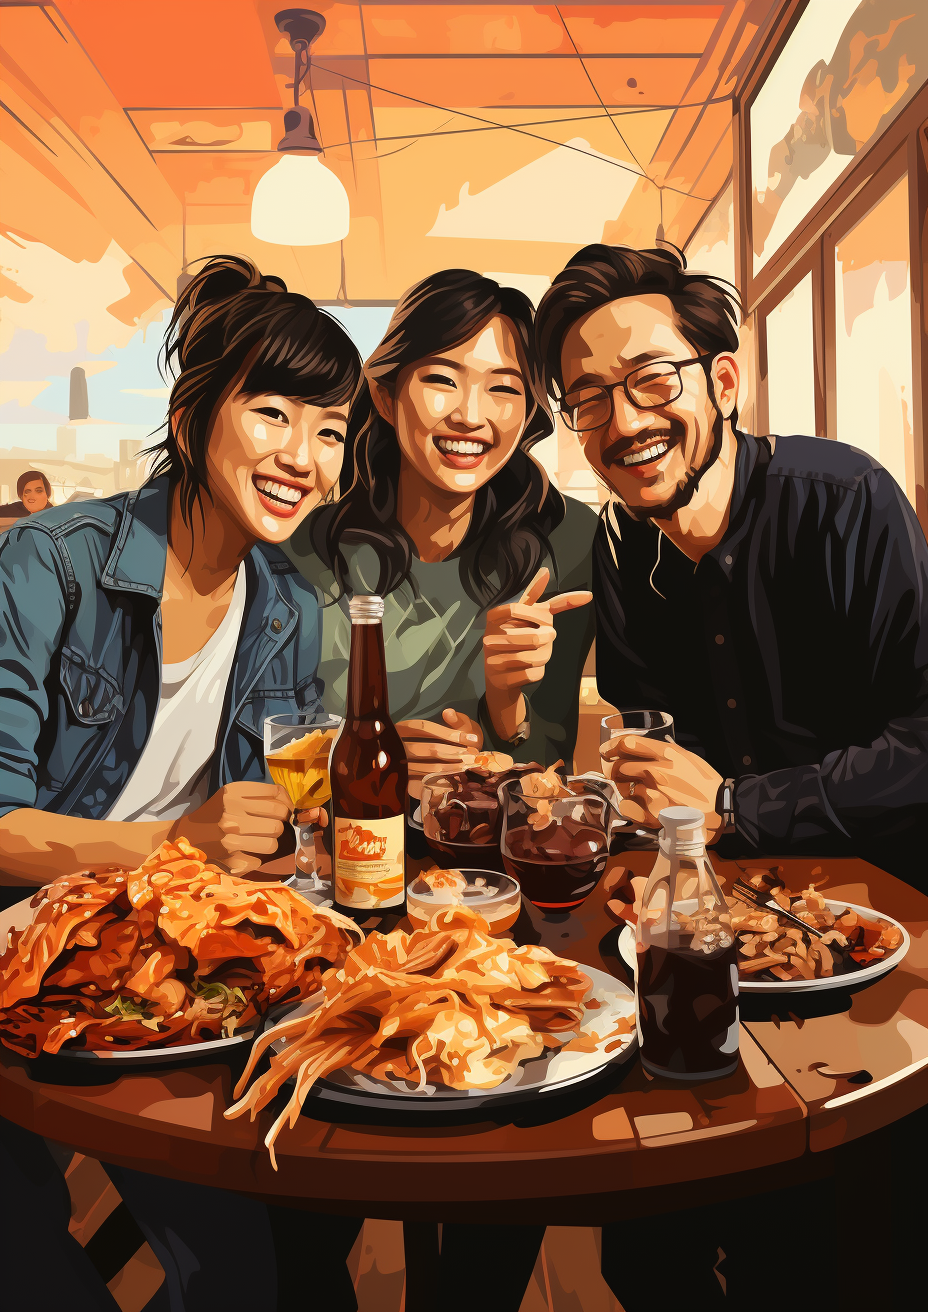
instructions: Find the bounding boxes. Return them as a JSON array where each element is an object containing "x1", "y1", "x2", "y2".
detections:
[{"x1": 601, "y1": 418, "x2": 687, "y2": 469}]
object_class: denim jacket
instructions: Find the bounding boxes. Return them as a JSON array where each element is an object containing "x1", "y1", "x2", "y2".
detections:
[{"x1": 0, "y1": 478, "x2": 324, "y2": 821}]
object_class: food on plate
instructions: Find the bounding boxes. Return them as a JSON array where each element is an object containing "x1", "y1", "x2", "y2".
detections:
[
  {"x1": 722, "y1": 870, "x2": 904, "y2": 982},
  {"x1": 0, "y1": 838, "x2": 362, "y2": 1057},
  {"x1": 406, "y1": 867, "x2": 521, "y2": 932},
  {"x1": 421, "y1": 753, "x2": 541, "y2": 846},
  {"x1": 226, "y1": 905, "x2": 627, "y2": 1167}
]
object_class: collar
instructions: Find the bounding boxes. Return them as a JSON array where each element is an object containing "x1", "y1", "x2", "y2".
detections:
[{"x1": 101, "y1": 478, "x2": 170, "y2": 598}]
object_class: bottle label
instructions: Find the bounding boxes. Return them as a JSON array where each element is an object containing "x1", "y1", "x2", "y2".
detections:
[{"x1": 333, "y1": 815, "x2": 405, "y2": 909}]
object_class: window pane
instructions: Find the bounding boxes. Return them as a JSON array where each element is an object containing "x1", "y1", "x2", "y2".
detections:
[
  {"x1": 834, "y1": 177, "x2": 914, "y2": 503},
  {"x1": 751, "y1": 0, "x2": 927, "y2": 274},
  {"x1": 765, "y1": 272, "x2": 816, "y2": 437}
]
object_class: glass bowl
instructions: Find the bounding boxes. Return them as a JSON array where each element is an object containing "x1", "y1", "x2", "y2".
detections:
[
  {"x1": 419, "y1": 763, "x2": 541, "y2": 871},
  {"x1": 406, "y1": 867, "x2": 522, "y2": 935}
]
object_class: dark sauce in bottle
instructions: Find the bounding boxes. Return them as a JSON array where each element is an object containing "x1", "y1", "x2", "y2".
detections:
[{"x1": 637, "y1": 934, "x2": 738, "y2": 1080}]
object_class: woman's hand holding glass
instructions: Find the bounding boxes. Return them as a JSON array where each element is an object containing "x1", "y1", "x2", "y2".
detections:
[
  {"x1": 168, "y1": 781, "x2": 293, "y2": 876},
  {"x1": 482, "y1": 567, "x2": 592, "y2": 741},
  {"x1": 397, "y1": 709, "x2": 484, "y2": 798}
]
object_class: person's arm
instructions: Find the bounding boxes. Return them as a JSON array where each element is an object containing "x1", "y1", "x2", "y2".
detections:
[
  {"x1": 609, "y1": 473, "x2": 928, "y2": 851},
  {"x1": 0, "y1": 529, "x2": 293, "y2": 885},
  {"x1": 734, "y1": 472, "x2": 928, "y2": 854}
]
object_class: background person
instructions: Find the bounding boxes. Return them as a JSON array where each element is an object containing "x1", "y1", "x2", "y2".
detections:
[
  {"x1": 287, "y1": 267, "x2": 596, "y2": 792},
  {"x1": 0, "y1": 254, "x2": 363, "y2": 1312},
  {"x1": 0, "y1": 468, "x2": 52, "y2": 518}
]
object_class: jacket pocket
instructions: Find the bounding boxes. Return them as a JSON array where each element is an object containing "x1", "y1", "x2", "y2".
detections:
[{"x1": 59, "y1": 647, "x2": 122, "y2": 725}]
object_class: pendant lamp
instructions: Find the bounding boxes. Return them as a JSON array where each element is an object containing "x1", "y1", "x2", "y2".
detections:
[{"x1": 251, "y1": 9, "x2": 350, "y2": 245}]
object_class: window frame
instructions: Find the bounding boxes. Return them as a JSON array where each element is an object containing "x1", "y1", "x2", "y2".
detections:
[{"x1": 735, "y1": 1, "x2": 928, "y2": 530}]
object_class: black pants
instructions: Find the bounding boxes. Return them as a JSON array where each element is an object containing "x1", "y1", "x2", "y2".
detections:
[{"x1": 0, "y1": 1116, "x2": 121, "y2": 1312}]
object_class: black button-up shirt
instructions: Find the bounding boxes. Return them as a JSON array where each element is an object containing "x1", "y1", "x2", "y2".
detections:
[{"x1": 593, "y1": 432, "x2": 928, "y2": 884}]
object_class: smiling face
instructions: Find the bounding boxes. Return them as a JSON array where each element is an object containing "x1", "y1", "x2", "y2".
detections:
[
  {"x1": 21, "y1": 479, "x2": 50, "y2": 514},
  {"x1": 203, "y1": 391, "x2": 348, "y2": 544},
  {"x1": 560, "y1": 294, "x2": 737, "y2": 519},
  {"x1": 376, "y1": 316, "x2": 529, "y2": 497}
]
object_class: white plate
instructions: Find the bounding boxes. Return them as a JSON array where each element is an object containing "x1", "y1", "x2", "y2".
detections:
[
  {"x1": 272, "y1": 964, "x2": 637, "y2": 1109},
  {"x1": 617, "y1": 899, "x2": 910, "y2": 994},
  {"x1": 43, "y1": 997, "x2": 310, "y2": 1065}
]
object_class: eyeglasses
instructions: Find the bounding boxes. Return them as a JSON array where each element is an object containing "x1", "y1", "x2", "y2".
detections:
[{"x1": 558, "y1": 355, "x2": 714, "y2": 433}]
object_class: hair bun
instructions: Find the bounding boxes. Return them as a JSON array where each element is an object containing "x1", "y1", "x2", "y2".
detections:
[{"x1": 178, "y1": 256, "x2": 288, "y2": 318}]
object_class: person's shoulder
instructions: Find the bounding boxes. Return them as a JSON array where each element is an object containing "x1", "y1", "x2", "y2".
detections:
[
  {"x1": 1, "y1": 492, "x2": 127, "y2": 552},
  {"x1": 549, "y1": 493, "x2": 601, "y2": 574},
  {"x1": 765, "y1": 434, "x2": 885, "y2": 493}
]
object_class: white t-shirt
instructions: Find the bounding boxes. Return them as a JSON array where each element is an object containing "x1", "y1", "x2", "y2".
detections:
[{"x1": 107, "y1": 565, "x2": 248, "y2": 823}]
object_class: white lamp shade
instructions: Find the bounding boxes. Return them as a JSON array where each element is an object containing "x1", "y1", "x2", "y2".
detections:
[{"x1": 251, "y1": 153, "x2": 350, "y2": 246}]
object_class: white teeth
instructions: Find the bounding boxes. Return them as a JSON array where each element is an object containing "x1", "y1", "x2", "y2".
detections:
[
  {"x1": 622, "y1": 440, "x2": 669, "y2": 467},
  {"x1": 436, "y1": 438, "x2": 489, "y2": 456},
  {"x1": 255, "y1": 476, "x2": 302, "y2": 505}
]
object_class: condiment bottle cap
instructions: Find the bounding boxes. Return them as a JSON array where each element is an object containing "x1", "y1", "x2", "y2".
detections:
[
  {"x1": 658, "y1": 806, "x2": 705, "y2": 835},
  {"x1": 349, "y1": 594, "x2": 385, "y2": 623}
]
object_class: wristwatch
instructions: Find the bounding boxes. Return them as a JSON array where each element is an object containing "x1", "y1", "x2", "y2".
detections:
[{"x1": 716, "y1": 778, "x2": 737, "y2": 834}]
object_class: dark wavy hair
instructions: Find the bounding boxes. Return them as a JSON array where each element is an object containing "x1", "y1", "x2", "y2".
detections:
[
  {"x1": 147, "y1": 255, "x2": 362, "y2": 530},
  {"x1": 535, "y1": 243, "x2": 741, "y2": 416},
  {"x1": 308, "y1": 268, "x2": 564, "y2": 608}
]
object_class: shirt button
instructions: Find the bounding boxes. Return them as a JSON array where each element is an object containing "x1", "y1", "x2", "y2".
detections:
[
  {"x1": 271, "y1": 618, "x2": 283, "y2": 633},
  {"x1": 742, "y1": 755, "x2": 752, "y2": 766},
  {"x1": 727, "y1": 698, "x2": 737, "y2": 709},
  {"x1": 725, "y1": 555, "x2": 733, "y2": 565},
  {"x1": 715, "y1": 634, "x2": 724, "y2": 645}
]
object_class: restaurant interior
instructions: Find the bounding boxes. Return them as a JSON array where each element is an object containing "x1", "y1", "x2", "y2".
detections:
[{"x1": 1, "y1": 2, "x2": 926, "y2": 1310}]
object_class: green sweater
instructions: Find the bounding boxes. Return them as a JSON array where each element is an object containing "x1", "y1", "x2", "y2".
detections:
[{"x1": 284, "y1": 495, "x2": 598, "y2": 768}]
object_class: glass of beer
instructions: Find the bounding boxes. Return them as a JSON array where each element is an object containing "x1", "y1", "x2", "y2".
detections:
[{"x1": 264, "y1": 712, "x2": 342, "y2": 888}]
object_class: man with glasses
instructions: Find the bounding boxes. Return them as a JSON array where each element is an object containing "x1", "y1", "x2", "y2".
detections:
[
  {"x1": 535, "y1": 242, "x2": 927, "y2": 886},
  {"x1": 534, "y1": 243, "x2": 928, "y2": 1310}
]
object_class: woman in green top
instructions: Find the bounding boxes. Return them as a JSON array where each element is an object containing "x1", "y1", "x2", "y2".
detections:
[{"x1": 285, "y1": 268, "x2": 598, "y2": 788}]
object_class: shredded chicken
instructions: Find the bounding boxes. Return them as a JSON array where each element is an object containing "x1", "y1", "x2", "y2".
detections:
[{"x1": 0, "y1": 838, "x2": 362, "y2": 1056}]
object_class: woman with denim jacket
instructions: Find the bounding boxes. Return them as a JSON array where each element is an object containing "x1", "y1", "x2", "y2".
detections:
[{"x1": 0, "y1": 256, "x2": 364, "y2": 1311}]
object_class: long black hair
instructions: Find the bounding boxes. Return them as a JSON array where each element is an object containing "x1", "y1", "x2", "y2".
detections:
[
  {"x1": 308, "y1": 268, "x2": 564, "y2": 608},
  {"x1": 147, "y1": 255, "x2": 362, "y2": 530}
]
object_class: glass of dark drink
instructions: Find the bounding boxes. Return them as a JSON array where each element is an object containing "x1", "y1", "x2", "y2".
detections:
[
  {"x1": 420, "y1": 758, "x2": 541, "y2": 872},
  {"x1": 600, "y1": 711, "x2": 675, "y2": 850},
  {"x1": 498, "y1": 773, "x2": 621, "y2": 912}
]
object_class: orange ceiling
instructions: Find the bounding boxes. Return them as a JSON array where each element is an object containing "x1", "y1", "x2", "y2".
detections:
[{"x1": 4, "y1": 2, "x2": 783, "y2": 312}]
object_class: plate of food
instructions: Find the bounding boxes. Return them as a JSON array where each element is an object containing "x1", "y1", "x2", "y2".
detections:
[
  {"x1": 225, "y1": 906, "x2": 636, "y2": 1164},
  {"x1": 617, "y1": 876, "x2": 909, "y2": 993},
  {"x1": 0, "y1": 837, "x2": 363, "y2": 1064}
]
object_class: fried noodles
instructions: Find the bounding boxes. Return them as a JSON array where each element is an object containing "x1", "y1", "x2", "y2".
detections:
[
  {"x1": 226, "y1": 906, "x2": 593, "y2": 1167},
  {"x1": 0, "y1": 838, "x2": 362, "y2": 1056}
]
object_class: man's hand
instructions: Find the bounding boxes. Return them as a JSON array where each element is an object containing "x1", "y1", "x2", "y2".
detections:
[
  {"x1": 601, "y1": 735, "x2": 724, "y2": 842},
  {"x1": 170, "y1": 781, "x2": 292, "y2": 876},
  {"x1": 397, "y1": 709, "x2": 483, "y2": 798},
  {"x1": 483, "y1": 567, "x2": 592, "y2": 740}
]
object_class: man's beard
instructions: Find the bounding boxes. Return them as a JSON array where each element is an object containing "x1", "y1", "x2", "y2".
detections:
[{"x1": 613, "y1": 408, "x2": 724, "y2": 524}]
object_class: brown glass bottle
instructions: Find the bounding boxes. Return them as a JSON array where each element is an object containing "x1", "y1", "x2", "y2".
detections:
[{"x1": 330, "y1": 595, "x2": 408, "y2": 917}]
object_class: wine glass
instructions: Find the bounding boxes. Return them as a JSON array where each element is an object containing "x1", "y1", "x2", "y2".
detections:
[
  {"x1": 599, "y1": 711, "x2": 674, "y2": 849},
  {"x1": 498, "y1": 776, "x2": 620, "y2": 913},
  {"x1": 264, "y1": 712, "x2": 342, "y2": 892}
]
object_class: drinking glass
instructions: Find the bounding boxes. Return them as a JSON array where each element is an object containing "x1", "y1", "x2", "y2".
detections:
[
  {"x1": 599, "y1": 711, "x2": 674, "y2": 849},
  {"x1": 498, "y1": 775, "x2": 622, "y2": 913},
  {"x1": 264, "y1": 712, "x2": 342, "y2": 890}
]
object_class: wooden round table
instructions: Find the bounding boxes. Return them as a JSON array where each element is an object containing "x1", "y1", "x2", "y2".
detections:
[{"x1": 2, "y1": 852, "x2": 926, "y2": 1231}]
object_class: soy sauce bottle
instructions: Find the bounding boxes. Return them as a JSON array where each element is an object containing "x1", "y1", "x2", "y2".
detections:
[
  {"x1": 636, "y1": 807, "x2": 738, "y2": 1080},
  {"x1": 330, "y1": 595, "x2": 408, "y2": 917}
]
